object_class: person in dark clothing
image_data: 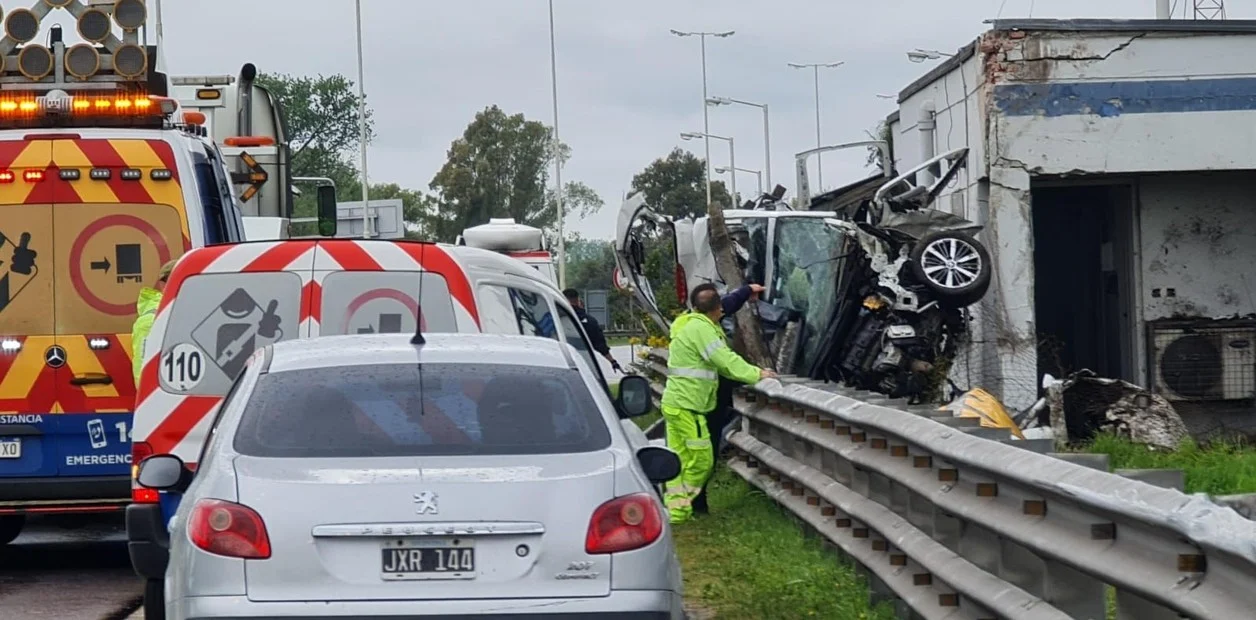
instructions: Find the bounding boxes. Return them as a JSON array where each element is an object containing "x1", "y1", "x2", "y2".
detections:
[
  {"x1": 693, "y1": 281, "x2": 764, "y2": 514},
  {"x1": 564, "y1": 288, "x2": 623, "y2": 373}
]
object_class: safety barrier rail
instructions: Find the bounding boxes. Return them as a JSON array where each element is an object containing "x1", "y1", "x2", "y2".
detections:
[{"x1": 633, "y1": 348, "x2": 1256, "y2": 619}]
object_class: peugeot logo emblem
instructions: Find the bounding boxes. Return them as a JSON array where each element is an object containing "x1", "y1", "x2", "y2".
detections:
[{"x1": 44, "y1": 345, "x2": 66, "y2": 368}]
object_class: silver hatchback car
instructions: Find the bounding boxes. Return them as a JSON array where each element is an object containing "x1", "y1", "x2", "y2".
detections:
[{"x1": 136, "y1": 333, "x2": 686, "y2": 619}]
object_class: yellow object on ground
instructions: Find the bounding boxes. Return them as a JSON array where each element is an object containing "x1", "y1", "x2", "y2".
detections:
[{"x1": 939, "y1": 388, "x2": 1025, "y2": 440}]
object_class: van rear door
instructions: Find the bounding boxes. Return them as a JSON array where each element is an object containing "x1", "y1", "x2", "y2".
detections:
[
  {"x1": 0, "y1": 140, "x2": 57, "y2": 482},
  {"x1": 147, "y1": 242, "x2": 314, "y2": 463},
  {"x1": 311, "y1": 241, "x2": 476, "y2": 336},
  {"x1": 49, "y1": 138, "x2": 190, "y2": 476}
]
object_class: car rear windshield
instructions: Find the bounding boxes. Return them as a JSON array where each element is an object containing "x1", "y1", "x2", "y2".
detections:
[{"x1": 232, "y1": 362, "x2": 612, "y2": 458}]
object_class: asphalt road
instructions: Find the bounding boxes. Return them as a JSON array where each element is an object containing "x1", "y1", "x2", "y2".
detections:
[{"x1": 0, "y1": 513, "x2": 142, "y2": 620}]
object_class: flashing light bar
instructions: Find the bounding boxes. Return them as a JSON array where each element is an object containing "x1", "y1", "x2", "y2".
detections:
[
  {"x1": 88, "y1": 338, "x2": 110, "y2": 350},
  {"x1": 0, "y1": 167, "x2": 175, "y2": 183},
  {"x1": 0, "y1": 339, "x2": 20, "y2": 354},
  {"x1": 0, "y1": 91, "x2": 176, "y2": 121}
]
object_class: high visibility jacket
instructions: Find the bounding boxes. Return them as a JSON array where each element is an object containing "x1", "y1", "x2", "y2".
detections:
[
  {"x1": 660, "y1": 311, "x2": 761, "y2": 413},
  {"x1": 131, "y1": 287, "x2": 162, "y2": 384}
]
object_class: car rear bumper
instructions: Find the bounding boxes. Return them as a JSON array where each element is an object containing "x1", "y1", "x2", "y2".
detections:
[
  {"x1": 0, "y1": 475, "x2": 130, "y2": 514},
  {"x1": 126, "y1": 502, "x2": 169, "y2": 579},
  {"x1": 171, "y1": 590, "x2": 684, "y2": 619}
]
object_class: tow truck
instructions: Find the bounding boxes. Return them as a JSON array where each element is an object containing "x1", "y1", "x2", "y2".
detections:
[
  {"x1": 0, "y1": 1, "x2": 332, "y2": 545},
  {"x1": 169, "y1": 64, "x2": 298, "y2": 240}
]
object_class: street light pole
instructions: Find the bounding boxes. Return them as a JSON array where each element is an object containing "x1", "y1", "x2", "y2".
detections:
[
  {"x1": 671, "y1": 29, "x2": 735, "y2": 208},
  {"x1": 707, "y1": 96, "x2": 771, "y2": 188},
  {"x1": 548, "y1": 0, "x2": 566, "y2": 288},
  {"x1": 681, "y1": 131, "x2": 735, "y2": 207},
  {"x1": 716, "y1": 166, "x2": 762, "y2": 195},
  {"x1": 354, "y1": 0, "x2": 371, "y2": 238},
  {"x1": 788, "y1": 61, "x2": 843, "y2": 191}
]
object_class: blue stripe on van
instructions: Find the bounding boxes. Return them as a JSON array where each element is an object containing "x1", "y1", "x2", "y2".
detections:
[{"x1": 994, "y1": 77, "x2": 1256, "y2": 117}]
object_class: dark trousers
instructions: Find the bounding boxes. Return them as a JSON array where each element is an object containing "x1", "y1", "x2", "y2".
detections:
[{"x1": 692, "y1": 376, "x2": 737, "y2": 514}]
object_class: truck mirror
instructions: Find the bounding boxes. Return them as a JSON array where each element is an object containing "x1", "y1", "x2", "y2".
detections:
[{"x1": 316, "y1": 186, "x2": 337, "y2": 237}]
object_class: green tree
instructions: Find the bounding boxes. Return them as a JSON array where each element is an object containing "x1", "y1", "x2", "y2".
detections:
[
  {"x1": 257, "y1": 73, "x2": 373, "y2": 198},
  {"x1": 257, "y1": 72, "x2": 439, "y2": 237},
  {"x1": 423, "y1": 105, "x2": 602, "y2": 242},
  {"x1": 630, "y1": 148, "x2": 731, "y2": 220}
]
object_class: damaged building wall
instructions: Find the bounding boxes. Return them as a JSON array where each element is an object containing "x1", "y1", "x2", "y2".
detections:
[
  {"x1": 978, "y1": 23, "x2": 1256, "y2": 409},
  {"x1": 889, "y1": 22, "x2": 1256, "y2": 411},
  {"x1": 892, "y1": 48, "x2": 1018, "y2": 400},
  {"x1": 1139, "y1": 172, "x2": 1256, "y2": 321},
  {"x1": 1138, "y1": 171, "x2": 1256, "y2": 438},
  {"x1": 987, "y1": 28, "x2": 1256, "y2": 175}
]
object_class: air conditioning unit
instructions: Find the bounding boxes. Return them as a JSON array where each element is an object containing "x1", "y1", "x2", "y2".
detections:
[{"x1": 1151, "y1": 323, "x2": 1256, "y2": 402}]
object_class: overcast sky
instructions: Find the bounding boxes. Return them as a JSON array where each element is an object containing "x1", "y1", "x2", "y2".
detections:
[{"x1": 144, "y1": 0, "x2": 1247, "y2": 239}]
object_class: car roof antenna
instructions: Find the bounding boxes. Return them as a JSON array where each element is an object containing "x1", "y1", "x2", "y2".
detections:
[{"x1": 410, "y1": 327, "x2": 425, "y2": 346}]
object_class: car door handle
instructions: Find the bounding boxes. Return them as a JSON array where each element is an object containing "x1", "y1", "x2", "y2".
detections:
[{"x1": 70, "y1": 373, "x2": 113, "y2": 386}]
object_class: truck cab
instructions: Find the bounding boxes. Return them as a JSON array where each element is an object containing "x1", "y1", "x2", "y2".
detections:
[{"x1": 0, "y1": 4, "x2": 297, "y2": 545}]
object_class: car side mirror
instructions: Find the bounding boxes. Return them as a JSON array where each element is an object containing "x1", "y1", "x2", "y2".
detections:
[
  {"x1": 616, "y1": 375, "x2": 653, "y2": 418},
  {"x1": 316, "y1": 185, "x2": 338, "y2": 237},
  {"x1": 136, "y1": 454, "x2": 192, "y2": 493},
  {"x1": 636, "y1": 446, "x2": 681, "y2": 483}
]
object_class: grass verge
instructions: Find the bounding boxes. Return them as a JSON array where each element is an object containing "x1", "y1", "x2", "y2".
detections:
[
  {"x1": 1081, "y1": 434, "x2": 1256, "y2": 495},
  {"x1": 672, "y1": 467, "x2": 896, "y2": 619}
]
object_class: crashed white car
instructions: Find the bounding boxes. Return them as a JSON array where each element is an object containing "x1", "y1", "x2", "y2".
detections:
[{"x1": 615, "y1": 149, "x2": 993, "y2": 401}]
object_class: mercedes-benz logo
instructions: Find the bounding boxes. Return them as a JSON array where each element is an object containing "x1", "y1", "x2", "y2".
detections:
[{"x1": 44, "y1": 345, "x2": 66, "y2": 368}]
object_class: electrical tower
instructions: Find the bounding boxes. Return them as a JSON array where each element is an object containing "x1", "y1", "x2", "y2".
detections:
[{"x1": 1193, "y1": 0, "x2": 1227, "y2": 19}]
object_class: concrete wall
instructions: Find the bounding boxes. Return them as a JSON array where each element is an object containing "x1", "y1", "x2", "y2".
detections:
[
  {"x1": 987, "y1": 30, "x2": 1256, "y2": 176},
  {"x1": 1139, "y1": 172, "x2": 1256, "y2": 321}
]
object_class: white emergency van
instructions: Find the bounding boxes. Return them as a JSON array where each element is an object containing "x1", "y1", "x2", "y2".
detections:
[
  {"x1": 125, "y1": 238, "x2": 628, "y2": 610},
  {"x1": 458, "y1": 218, "x2": 558, "y2": 285}
]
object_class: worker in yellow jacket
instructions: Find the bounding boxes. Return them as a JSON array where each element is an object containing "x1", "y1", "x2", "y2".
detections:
[
  {"x1": 660, "y1": 283, "x2": 776, "y2": 524},
  {"x1": 131, "y1": 260, "x2": 178, "y2": 386}
]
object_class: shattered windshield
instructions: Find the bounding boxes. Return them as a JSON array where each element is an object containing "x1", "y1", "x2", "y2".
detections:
[{"x1": 770, "y1": 218, "x2": 849, "y2": 368}]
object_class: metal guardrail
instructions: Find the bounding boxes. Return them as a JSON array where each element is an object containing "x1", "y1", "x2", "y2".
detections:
[{"x1": 634, "y1": 348, "x2": 1256, "y2": 620}]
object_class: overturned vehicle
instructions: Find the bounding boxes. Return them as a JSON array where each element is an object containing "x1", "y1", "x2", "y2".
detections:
[{"x1": 615, "y1": 148, "x2": 993, "y2": 402}]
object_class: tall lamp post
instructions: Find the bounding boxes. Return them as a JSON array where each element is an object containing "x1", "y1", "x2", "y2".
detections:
[
  {"x1": 681, "y1": 131, "x2": 735, "y2": 207},
  {"x1": 670, "y1": 29, "x2": 735, "y2": 208},
  {"x1": 715, "y1": 166, "x2": 762, "y2": 196},
  {"x1": 548, "y1": 0, "x2": 566, "y2": 288},
  {"x1": 707, "y1": 96, "x2": 771, "y2": 188},
  {"x1": 788, "y1": 61, "x2": 843, "y2": 191},
  {"x1": 354, "y1": 0, "x2": 371, "y2": 238}
]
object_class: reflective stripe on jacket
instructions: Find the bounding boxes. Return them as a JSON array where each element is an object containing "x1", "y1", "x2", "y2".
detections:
[
  {"x1": 660, "y1": 311, "x2": 761, "y2": 413},
  {"x1": 131, "y1": 287, "x2": 162, "y2": 384}
]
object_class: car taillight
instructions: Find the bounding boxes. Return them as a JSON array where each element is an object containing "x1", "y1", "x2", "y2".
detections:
[
  {"x1": 188, "y1": 498, "x2": 271, "y2": 559},
  {"x1": 585, "y1": 493, "x2": 663, "y2": 555},
  {"x1": 130, "y1": 441, "x2": 158, "y2": 503},
  {"x1": 674, "y1": 264, "x2": 687, "y2": 306}
]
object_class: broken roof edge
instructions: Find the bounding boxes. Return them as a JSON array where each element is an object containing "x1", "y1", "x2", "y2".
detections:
[
  {"x1": 898, "y1": 18, "x2": 1256, "y2": 103},
  {"x1": 898, "y1": 40, "x2": 978, "y2": 103},
  {"x1": 987, "y1": 18, "x2": 1256, "y2": 34}
]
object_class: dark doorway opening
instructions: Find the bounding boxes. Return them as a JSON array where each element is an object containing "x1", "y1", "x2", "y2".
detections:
[{"x1": 1031, "y1": 183, "x2": 1135, "y2": 382}]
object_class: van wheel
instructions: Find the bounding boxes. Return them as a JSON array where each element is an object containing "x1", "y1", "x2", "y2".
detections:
[
  {"x1": 0, "y1": 515, "x2": 24, "y2": 545},
  {"x1": 144, "y1": 579, "x2": 166, "y2": 620}
]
